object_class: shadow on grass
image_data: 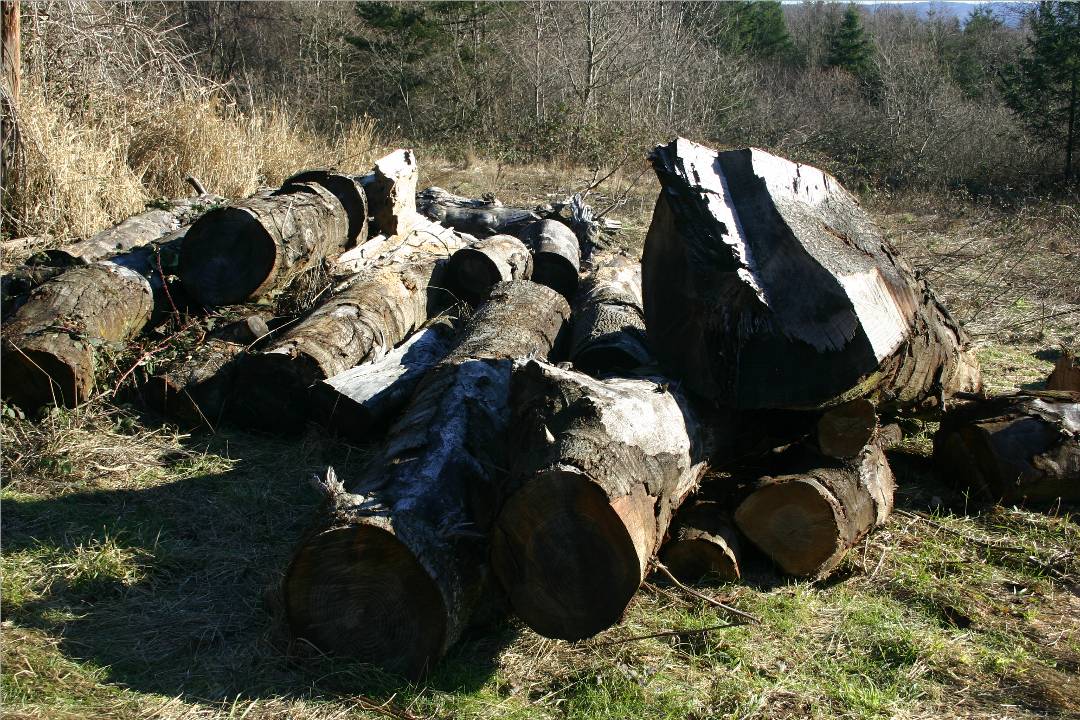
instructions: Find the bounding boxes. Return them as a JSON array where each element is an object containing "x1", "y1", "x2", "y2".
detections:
[{"x1": 1, "y1": 434, "x2": 513, "y2": 706}]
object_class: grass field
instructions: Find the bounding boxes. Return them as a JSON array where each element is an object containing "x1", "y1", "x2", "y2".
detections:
[{"x1": 2, "y1": 160, "x2": 1079, "y2": 719}]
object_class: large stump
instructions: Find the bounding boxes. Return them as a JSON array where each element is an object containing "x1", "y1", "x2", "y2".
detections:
[
  {"x1": 491, "y1": 360, "x2": 707, "y2": 640},
  {"x1": 180, "y1": 176, "x2": 362, "y2": 306},
  {"x1": 1, "y1": 262, "x2": 153, "y2": 409},
  {"x1": 642, "y1": 138, "x2": 980, "y2": 412},
  {"x1": 569, "y1": 253, "x2": 651, "y2": 376},
  {"x1": 284, "y1": 281, "x2": 570, "y2": 678},
  {"x1": 934, "y1": 391, "x2": 1079, "y2": 504},
  {"x1": 362, "y1": 150, "x2": 419, "y2": 239},
  {"x1": 735, "y1": 442, "x2": 895, "y2": 578}
]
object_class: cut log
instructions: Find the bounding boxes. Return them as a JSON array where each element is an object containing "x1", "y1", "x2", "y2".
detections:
[
  {"x1": 141, "y1": 315, "x2": 269, "y2": 428},
  {"x1": 934, "y1": 391, "x2": 1079, "y2": 504},
  {"x1": 284, "y1": 280, "x2": 570, "y2": 678},
  {"x1": 491, "y1": 360, "x2": 706, "y2": 640},
  {"x1": 179, "y1": 180, "x2": 355, "y2": 307},
  {"x1": 659, "y1": 500, "x2": 743, "y2": 584},
  {"x1": 310, "y1": 321, "x2": 456, "y2": 442},
  {"x1": 417, "y1": 186, "x2": 540, "y2": 237},
  {"x1": 362, "y1": 149, "x2": 419, "y2": 239},
  {"x1": 817, "y1": 399, "x2": 877, "y2": 459},
  {"x1": 234, "y1": 217, "x2": 470, "y2": 431},
  {"x1": 448, "y1": 234, "x2": 532, "y2": 299},
  {"x1": 643, "y1": 138, "x2": 980, "y2": 412},
  {"x1": 1047, "y1": 349, "x2": 1080, "y2": 392},
  {"x1": 284, "y1": 169, "x2": 368, "y2": 249},
  {"x1": 1, "y1": 262, "x2": 153, "y2": 409},
  {"x1": 569, "y1": 253, "x2": 651, "y2": 375},
  {"x1": 734, "y1": 442, "x2": 895, "y2": 578},
  {"x1": 519, "y1": 219, "x2": 581, "y2": 298}
]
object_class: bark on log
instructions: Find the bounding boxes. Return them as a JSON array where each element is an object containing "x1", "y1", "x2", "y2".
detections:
[
  {"x1": 817, "y1": 399, "x2": 878, "y2": 459},
  {"x1": 234, "y1": 218, "x2": 470, "y2": 431},
  {"x1": 519, "y1": 219, "x2": 581, "y2": 298},
  {"x1": 362, "y1": 149, "x2": 419, "y2": 239},
  {"x1": 643, "y1": 138, "x2": 980, "y2": 412},
  {"x1": 734, "y1": 442, "x2": 895, "y2": 578},
  {"x1": 934, "y1": 391, "x2": 1079, "y2": 504},
  {"x1": 179, "y1": 180, "x2": 354, "y2": 306},
  {"x1": 569, "y1": 253, "x2": 651, "y2": 375},
  {"x1": 284, "y1": 169, "x2": 368, "y2": 249},
  {"x1": 417, "y1": 187, "x2": 540, "y2": 237},
  {"x1": 141, "y1": 315, "x2": 269, "y2": 428},
  {"x1": 1, "y1": 262, "x2": 153, "y2": 409},
  {"x1": 491, "y1": 360, "x2": 707, "y2": 640},
  {"x1": 659, "y1": 500, "x2": 743, "y2": 583},
  {"x1": 448, "y1": 234, "x2": 532, "y2": 299},
  {"x1": 284, "y1": 281, "x2": 570, "y2": 678},
  {"x1": 309, "y1": 321, "x2": 456, "y2": 442},
  {"x1": 1047, "y1": 350, "x2": 1080, "y2": 392}
]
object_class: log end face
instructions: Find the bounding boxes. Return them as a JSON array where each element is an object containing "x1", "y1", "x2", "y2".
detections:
[
  {"x1": 284, "y1": 524, "x2": 447, "y2": 680},
  {"x1": 735, "y1": 478, "x2": 842, "y2": 577},
  {"x1": 180, "y1": 208, "x2": 278, "y2": 306},
  {"x1": 660, "y1": 538, "x2": 740, "y2": 584},
  {"x1": 450, "y1": 247, "x2": 504, "y2": 298},
  {"x1": 492, "y1": 469, "x2": 642, "y2": 640},
  {"x1": 1, "y1": 341, "x2": 89, "y2": 410},
  {"x1": 532, "y1": 255, "x2": 580, "y2": 300}
]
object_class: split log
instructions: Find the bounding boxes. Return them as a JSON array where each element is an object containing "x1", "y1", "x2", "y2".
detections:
[
  {"x1": 1047, "y1": 349, "x2": 1080, "y2": 392},
  {"x1": 643, "y1": 138, "x2": 980, "y2": 413},
  {"x1": 284, "y1": 281, "x2": 570, "y2": 678},
  {"x1": 491, "y1": 360, "x2": 707, "y2": 640},
  {"x1": 1, "y1": 262, "x2": 153, "y2": 409},
  {"x1": 519, "y1": 219, "x2": 581, "y2": 298},
  {"x1": 448, "y1": 234, "x2": 532, "y2": 299},
  {"x1": 141, "y1": 315, "x2": 269, "y2": 427},
  {"x1": 179, "y1": 179, "x2": 356, "y2": 307},
  {"x1": 816, "y1": 399, "x2": 877, "y2": 459},
  {"x1": 362, "y1": 149, "x2": 419, "y2": 239},
  {"x1": 734, "y1": 442, "x2": 895, "y2": 578},
  {"x1": 417, "y1": 187, "x2": 540, "y2": 237},
  {"x1": 659, "y1": 500, "x2": 743, "y2": 584},
  {"x1": 934, "y1": 391, "x2": 1079, "y2": 504},
  {"x1": 309, "y1": 321, "x2": 456, "y2": 442},
  {"x1": 569, "y1": 253, "x2": 651, "y2": 375},
  {"x1": 234, "y1": 217, "x2": 470, "y2": 431}
]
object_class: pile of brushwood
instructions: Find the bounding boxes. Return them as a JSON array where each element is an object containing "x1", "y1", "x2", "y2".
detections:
[{"x1": 3, "y1": 139, "x2": 1077, "y2": 679}]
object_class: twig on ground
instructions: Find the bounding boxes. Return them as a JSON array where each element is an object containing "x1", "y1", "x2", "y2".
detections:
[
  {"x1": 653, "y1": 561, "x2": 761, "y2": 624},
  {"x1": 598, "y1": 622, "x2": 736, "y2": 646}
]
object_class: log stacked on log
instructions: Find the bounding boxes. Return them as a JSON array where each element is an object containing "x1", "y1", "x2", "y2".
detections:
[
  {"x1": 519, "y1": 219, "x2": 581, "y2": 298},
  {"x1": 448, "y1": 234, "x2": 532, "y2": 299},
  {"x1": 934, "y1": 391, "x2": 1079, "y2": 504},
  {"x1": 660, "y1": 499, "x2": 743, "y2": 583},
  {"x1": 284, "y1": 280, "x2": 571, "y2": 679},
  {"x1": 569, "y1": 253, "x2": 651, "y2": 375},
  {"x1": 491, "y1": 360, "x2": 706, "y2": 640},
  {"x1": 417, "y1": 186, "x2": 540, "y2": 237},
  {"x1": 642, "y1": 139, "x2": 980, "y2": 413}
]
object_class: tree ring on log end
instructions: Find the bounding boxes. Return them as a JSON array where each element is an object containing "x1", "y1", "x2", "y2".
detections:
[
  {"x1": 735, "y1": 478, "x2": 841, "y2": 577},
  {"x1": 180, "y1": 207, "x2": 279, "y2": 306},
  {"x1": 491, "y1": 469, "x2": 641, "y2": 640},
  {"x1": 284, "y1": 524, "x2": 447, "y2": 680}
]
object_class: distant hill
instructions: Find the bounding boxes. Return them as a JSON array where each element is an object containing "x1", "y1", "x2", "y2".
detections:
[{"x1": 784, "y1": 1, "x2": 1027, "y2": 27}]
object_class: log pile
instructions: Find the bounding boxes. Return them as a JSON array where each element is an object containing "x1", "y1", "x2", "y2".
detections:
[{"x1": 7, "y1": 139, "x2": 1076, "y2": 679}]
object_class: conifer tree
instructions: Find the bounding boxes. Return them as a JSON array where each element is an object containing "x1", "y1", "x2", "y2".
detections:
[{"x1": 825, "y1": 5, "x2": 873, "y2": 79}]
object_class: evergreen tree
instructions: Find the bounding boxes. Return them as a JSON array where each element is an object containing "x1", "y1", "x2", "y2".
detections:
[
  {"x1": 825, "y1": 5, "x2": 873, "y2": 78},
  {"x1": 1003, "y1": 1, "x2": 1080, "y2": 179},
  {"x1": 705, "y1": 1, "x2": 794, "y2": 61}
]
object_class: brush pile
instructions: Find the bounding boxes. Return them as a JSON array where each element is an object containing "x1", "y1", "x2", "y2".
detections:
[{"x1": 3, "y1": 139, "x2": 1076, "y2": 678}]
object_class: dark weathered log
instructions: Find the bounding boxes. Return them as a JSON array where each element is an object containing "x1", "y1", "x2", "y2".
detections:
[
  {"x1": 1047, "y1": 349, "x2": 1080, "y2": 392},
  {"x1": 310, "y1": 321, "x2": 456, "y2": 442},
  {"x1": 141, "y1": 315, "x2": 269, "y2": 427},
  {"x1": 735, "y1": 442, "x2": 895, "y2": 578},
  {"x1": 234, "y1": 218, "x2": 470, "y2": 431},
  {"x1": 569, "y1": 253, "x2": 650, "y2": 375},
  {"x1": 362, "y1": 149, "x2": 419, "y2": 239},
  {"x1": 284, "y1": 281, "x2": 570, "y2": 678},
  {"x1": 51, "y1": 195, "x2": 223, "y2": 264},
  {"x1": 491, "y1": 360, "x2": 706, "y2": 640},
  {"x1": 817, "y1": 399, "x2": 877, "y2": 459},
  {"x1": 417, "y1": 186, "x2": 540, "y2": 237},
  {"x1": 934, "y1": 391, "x2": 1079, "y2": 504},
  {"x1": 449, "y1": 233, "x2": 532, "y2": 299},
  {"x1": 1, "y1": 262, "x2": 153, "y2": 409},
  {"x1": 519, "y1": 219, "x2": 581, "y2": 298},
  {"x1": 659, "y1": 500, "x2": 743, "y2": 584},
  {"x1": 180, "y1": 180, "x2": 353, "y2": 306},
  {"x1": 643, "y1": 138, "x2": 980, "y2": 413}
]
